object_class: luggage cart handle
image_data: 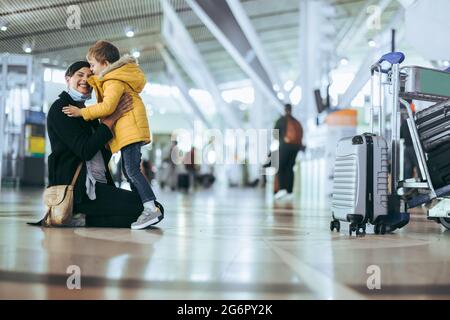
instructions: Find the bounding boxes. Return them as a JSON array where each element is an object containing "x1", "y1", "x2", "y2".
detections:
[
  {"x1": 370, "y1": 65, "x2": 383, "y2": 135},
  {"x1": 371, "y1": 52, "x2": 405, "y2": 74},
  {"x1": 378, "y1": 52, "x2": 405, "y2": 65}
]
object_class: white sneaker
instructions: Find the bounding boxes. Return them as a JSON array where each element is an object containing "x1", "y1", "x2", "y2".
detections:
[
  {"x1": 283, "y1": 193, "x2": 294, "y2": 201},
  {"x1": 274, "y1": 190, "x2": 288, "y2": 200},
  {"x1": 131, "y1": 208, "x2": 163, "y2": 230}
]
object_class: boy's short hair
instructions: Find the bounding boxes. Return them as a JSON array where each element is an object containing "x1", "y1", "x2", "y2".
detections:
[{"x1": 87, "y1": 40, "x2": 120, "y2": 64}]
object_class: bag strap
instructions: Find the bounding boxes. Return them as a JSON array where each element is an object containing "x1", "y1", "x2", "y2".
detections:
[{"x1": 70, "y1": 163, "x2": 83, "y2": 186}]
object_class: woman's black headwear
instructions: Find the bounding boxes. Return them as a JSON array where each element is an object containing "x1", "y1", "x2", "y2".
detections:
[{"x1": 65, "y1": 61, "x2": 91, "y2": 77}]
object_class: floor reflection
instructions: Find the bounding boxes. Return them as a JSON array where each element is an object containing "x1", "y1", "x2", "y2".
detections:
[{"x1": 0, "y1": 187, "x2": 449, "y2": 299}]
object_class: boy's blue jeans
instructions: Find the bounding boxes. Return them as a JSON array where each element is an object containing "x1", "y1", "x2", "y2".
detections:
[{"x1": 121, "y1": 142, "x2": 156, "y2": 203}]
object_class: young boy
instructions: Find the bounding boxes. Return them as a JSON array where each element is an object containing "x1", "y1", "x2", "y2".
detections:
[{"x1": 62, "y1": 40, "x2": 163, "y2": 230}]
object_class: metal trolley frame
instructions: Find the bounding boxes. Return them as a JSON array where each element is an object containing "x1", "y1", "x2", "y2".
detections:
[{"x1": 371, "y1": 52, "x2": 450, "y2": 230}]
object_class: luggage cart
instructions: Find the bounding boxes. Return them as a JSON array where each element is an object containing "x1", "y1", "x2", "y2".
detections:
[
  {"x1": 368, "y1": 52, "x2": 410, "y2": 233},
  {"x1": 371, "y1": 53, "x2": 450, "y2": 230}
]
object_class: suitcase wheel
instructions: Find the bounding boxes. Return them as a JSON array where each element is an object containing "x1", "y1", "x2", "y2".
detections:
[
  {"x1": 330, "y1": 220, "x2": 340, "y2": 232},
  {"x1": 348, "y1": 223, "x2": 366, "y2": 237},
  {"x1": 374, "y1": 223, "x2": 386, "y2": 235},
  {"x1": 355, "y1": 224, "x2": 366, "y2": 237},
  {"x1": 349, "y1": 223, "x2": 357, "y2": 236}
]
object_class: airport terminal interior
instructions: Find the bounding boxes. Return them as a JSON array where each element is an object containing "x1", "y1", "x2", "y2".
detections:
[{"x1": 1, "y1": 0, "x2": 450, "y2": 300}]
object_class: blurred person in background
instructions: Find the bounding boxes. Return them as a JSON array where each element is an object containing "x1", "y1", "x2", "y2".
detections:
[{"x1": 273, "y1": 103, "x2": 304, "y2": 201}]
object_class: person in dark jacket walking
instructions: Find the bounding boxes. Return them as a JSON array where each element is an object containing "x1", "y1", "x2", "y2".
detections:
[
  {"x1": 273, "y1": 103, "x2": 304, "y2": 200},
  {"x1": 45, "y1": 61, "x2": 147, "y2": 228}
]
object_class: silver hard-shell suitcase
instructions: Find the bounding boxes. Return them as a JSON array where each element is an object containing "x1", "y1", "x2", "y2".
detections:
[{"x1": 330, "y1": 133, "x2": 389, "y2": 236}]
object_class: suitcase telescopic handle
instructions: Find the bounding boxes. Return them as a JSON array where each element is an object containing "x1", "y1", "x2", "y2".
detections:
[{"x1": 370, "y1": 65, "x2": 383, "y2": 135}]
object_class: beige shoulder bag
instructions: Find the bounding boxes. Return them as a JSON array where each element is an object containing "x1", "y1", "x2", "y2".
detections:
[{"x1": 42, "y1": 163, "x2": 83, "y2": 227}]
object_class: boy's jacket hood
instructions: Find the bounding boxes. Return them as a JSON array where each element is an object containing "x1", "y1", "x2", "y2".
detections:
[{"x1": 90, "y1": 55, "x2": 146, "y2": 93}]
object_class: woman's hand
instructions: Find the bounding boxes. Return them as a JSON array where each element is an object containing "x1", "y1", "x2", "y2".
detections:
[
  {"x1": 62, "y1": 105, "x2": 82, "y2": 117},
  {"x1": 113, "y1": 93, "x2": 133, "y2": 119},
  {"x1": 101, "y1": 93, "x2": 133, "y2": 130}
]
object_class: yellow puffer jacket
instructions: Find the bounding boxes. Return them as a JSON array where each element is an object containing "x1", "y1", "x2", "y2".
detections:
[{"x1": 82, "y1": 55, "x2": 150, "y2": 153}]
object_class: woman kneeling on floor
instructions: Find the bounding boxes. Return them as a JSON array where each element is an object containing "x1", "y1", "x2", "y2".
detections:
[{"x1": 45, "y1": 61, "x2": 157, "y2": 228}]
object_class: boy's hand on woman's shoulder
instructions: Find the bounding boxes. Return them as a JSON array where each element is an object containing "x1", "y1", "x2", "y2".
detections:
[{"x1": 62, "y1": 105, "x2": 82, "y2": 117}]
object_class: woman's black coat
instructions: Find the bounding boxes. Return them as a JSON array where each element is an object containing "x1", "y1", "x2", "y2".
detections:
[{"x1": 46, "y1": 91, "x2": 115, "y2": 204}]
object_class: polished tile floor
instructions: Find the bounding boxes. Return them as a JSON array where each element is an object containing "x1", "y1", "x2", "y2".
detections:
[{"x1": 1, "y1": 185, "x2": 450, "y2": 300}]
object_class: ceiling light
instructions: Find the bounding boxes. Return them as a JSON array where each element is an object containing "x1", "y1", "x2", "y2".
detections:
[
  {"x1": 340, "y1": 58, "x2": 349, "y2": 66},
  {"x1": 131, "y1": 49, "x2": 140, "y2": 58},
  {"x1": 125, "y1": 27, "x2": 135, "y2": 38},
  {"x1": 368, "y1": 39, "x2": 377, "y2": 47},
  {"x1": 273, "y1": 84, "x2": 280, "y2": 92},
  {"x1": 22, "y1": 40, "x2": 34, "y2": 54},
  {"x1": 289, "y1": 86, "x2": 302, "y2": 105},
  {"x1": 0, "y1": 20, "x2": 8, "y2": 31},
  {"x1": 284, "y1": 80, "x2": 294, "y2": 92},
  {"x1": 277, "y1": 92, "x2": 285, "y2": 100}
]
